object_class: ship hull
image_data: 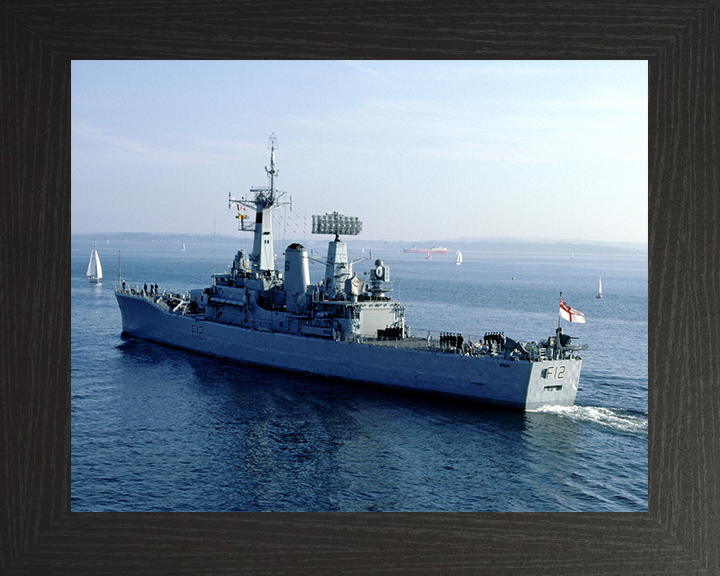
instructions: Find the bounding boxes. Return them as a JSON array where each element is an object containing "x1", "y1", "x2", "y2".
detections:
[{"x1": 116, "y1": 292, "x2": 580, "y2": 410}]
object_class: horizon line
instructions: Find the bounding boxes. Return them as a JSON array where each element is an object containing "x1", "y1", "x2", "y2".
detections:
[{"x1": 72, "y1": 231, "x2": 647, "y2": 247}]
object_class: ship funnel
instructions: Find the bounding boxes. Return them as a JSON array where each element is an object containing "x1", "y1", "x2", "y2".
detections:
[{"x1": 284, "y1": 243, "x2": 310, "y2": 312}]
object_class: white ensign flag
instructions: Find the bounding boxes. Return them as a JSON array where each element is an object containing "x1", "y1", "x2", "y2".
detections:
[{"x1": 559, "y1": 298, "x2": 586, "y2": 323}]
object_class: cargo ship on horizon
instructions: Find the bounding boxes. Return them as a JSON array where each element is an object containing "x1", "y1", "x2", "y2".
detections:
[{"x1": 403, "y1": 246, "x2": 450, "y2": 254}]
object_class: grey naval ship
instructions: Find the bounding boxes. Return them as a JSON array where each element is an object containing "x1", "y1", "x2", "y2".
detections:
[{"x1": 116, "y1": 136, "x2": 587, "y2": 410}]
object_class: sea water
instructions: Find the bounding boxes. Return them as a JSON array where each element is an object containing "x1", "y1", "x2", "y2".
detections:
[{"x1": 71, "y1": 238, "x2": 647, "y2": 512}]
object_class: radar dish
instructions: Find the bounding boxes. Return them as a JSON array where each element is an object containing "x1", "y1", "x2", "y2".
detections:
[{"x1": 311, "y1": 212, "x2": 362, "y2": 236}]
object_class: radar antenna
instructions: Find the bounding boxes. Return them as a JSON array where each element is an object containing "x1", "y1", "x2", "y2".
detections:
[
  {"x1": 312, "y1": 211, "x2": 363, "y2": 298},
  {"x1": 312, "y1": 212, "x2": 363, "y2": 241}
]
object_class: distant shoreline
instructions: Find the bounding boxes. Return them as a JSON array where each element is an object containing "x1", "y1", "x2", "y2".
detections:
[{"x1": 72, "y1": 232, "x2": 647, "y2": 256}]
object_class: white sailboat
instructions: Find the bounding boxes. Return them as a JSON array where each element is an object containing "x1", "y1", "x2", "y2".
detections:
[
  {"x1": 456, "y1": 250, "x2": 462, "y2": 265},
  {"x1": 596, "y1": 276, "x2": 602, "y2": 299},
  {"x1": 87, "y1": 243, "x2": 102, "y2": 283},
  {"x1": 182, "y1": 243, "x2": 186, "y2": 251}
]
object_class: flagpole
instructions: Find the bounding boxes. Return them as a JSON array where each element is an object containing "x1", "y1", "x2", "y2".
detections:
[
  {"x1": 555, "y1": 291, "x2": 563, "y2": 359},
  {"x1": 558, "y1": 291, "x2": 562, "y2": 330}
]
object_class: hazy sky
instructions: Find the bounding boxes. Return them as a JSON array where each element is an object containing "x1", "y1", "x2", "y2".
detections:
[{"x1": 72, "y1": 60, "x2": 647, "y2": 243}]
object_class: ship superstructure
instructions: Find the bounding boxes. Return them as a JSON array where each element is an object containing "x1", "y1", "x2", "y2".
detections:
[{"x1": 115, "y1": 135, "x2": 587, "y2": 410}]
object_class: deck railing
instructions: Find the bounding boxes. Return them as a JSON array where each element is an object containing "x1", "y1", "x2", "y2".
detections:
[{"x1": 346, "y1": 328, "x2": 494, "y2": 354}]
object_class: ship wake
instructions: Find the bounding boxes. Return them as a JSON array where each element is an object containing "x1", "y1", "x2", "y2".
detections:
[{"x1": 529, "y1": 405, "x2": 648, "y2": 436}]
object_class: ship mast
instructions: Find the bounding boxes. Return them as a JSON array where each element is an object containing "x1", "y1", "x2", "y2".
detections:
[
  {"x1": 265, "y1": 134, "x2": 278, "y2": 194},
  {"x1": 228, "y1": 134, "x2": 291, "y2": 275}
]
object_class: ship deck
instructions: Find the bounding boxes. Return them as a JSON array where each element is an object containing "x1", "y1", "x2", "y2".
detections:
[{"x1": 116, "y1": 286, "x2": 543, "y2": 360}]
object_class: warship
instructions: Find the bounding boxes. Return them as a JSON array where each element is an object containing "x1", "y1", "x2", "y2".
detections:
[{"x1": 115, "y1": 135, "x2": 587, "y2": 410}]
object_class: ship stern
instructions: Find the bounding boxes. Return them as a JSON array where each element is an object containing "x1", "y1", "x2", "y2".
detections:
[{"x1": 524, "y1": 358, "x2": 582, "y2": 410}]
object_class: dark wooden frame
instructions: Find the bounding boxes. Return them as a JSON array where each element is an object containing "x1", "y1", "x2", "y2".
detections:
[{"x1": 2, "y1": 2, "x2": 717, "y2": 574}]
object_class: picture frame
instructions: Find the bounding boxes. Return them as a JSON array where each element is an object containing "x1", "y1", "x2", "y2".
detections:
[{"x1": 2, "y1": 2, "x2": 714, "y2": 573}]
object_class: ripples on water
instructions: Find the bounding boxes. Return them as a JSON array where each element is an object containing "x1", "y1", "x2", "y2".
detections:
[{"x1": 72, "y1": 242, "x2": 647, "y2": 512}]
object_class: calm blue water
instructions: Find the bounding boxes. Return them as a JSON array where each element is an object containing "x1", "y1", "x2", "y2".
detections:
[{"x1": 71, "y1": 238, "x2": 647, "y2": 512}]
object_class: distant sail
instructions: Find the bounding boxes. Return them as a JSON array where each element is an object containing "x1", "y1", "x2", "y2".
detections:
[
  {"x1": 456, "y1": 250, "x2": 462, "y2": 265},
  {"x1": 87, "y1": 243, "x2": 102, "y2": 283},
  {"x1": 596, "y1": 276, "x2": 602, "y2": 299}
]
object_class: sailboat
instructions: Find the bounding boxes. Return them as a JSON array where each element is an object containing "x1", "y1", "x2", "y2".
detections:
[
  {"x1": 596, "y1": 276, "x2": 602, "y2": 299},
  {"x1": 182, "y1": 243, "x2": 186, "y2": 251},
  {"x1": 456, "y1": 250, "x2": 462, "y2": 266},
  {"x1": 87, "y1": 243, "x2": 102, "y2": 283}
]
